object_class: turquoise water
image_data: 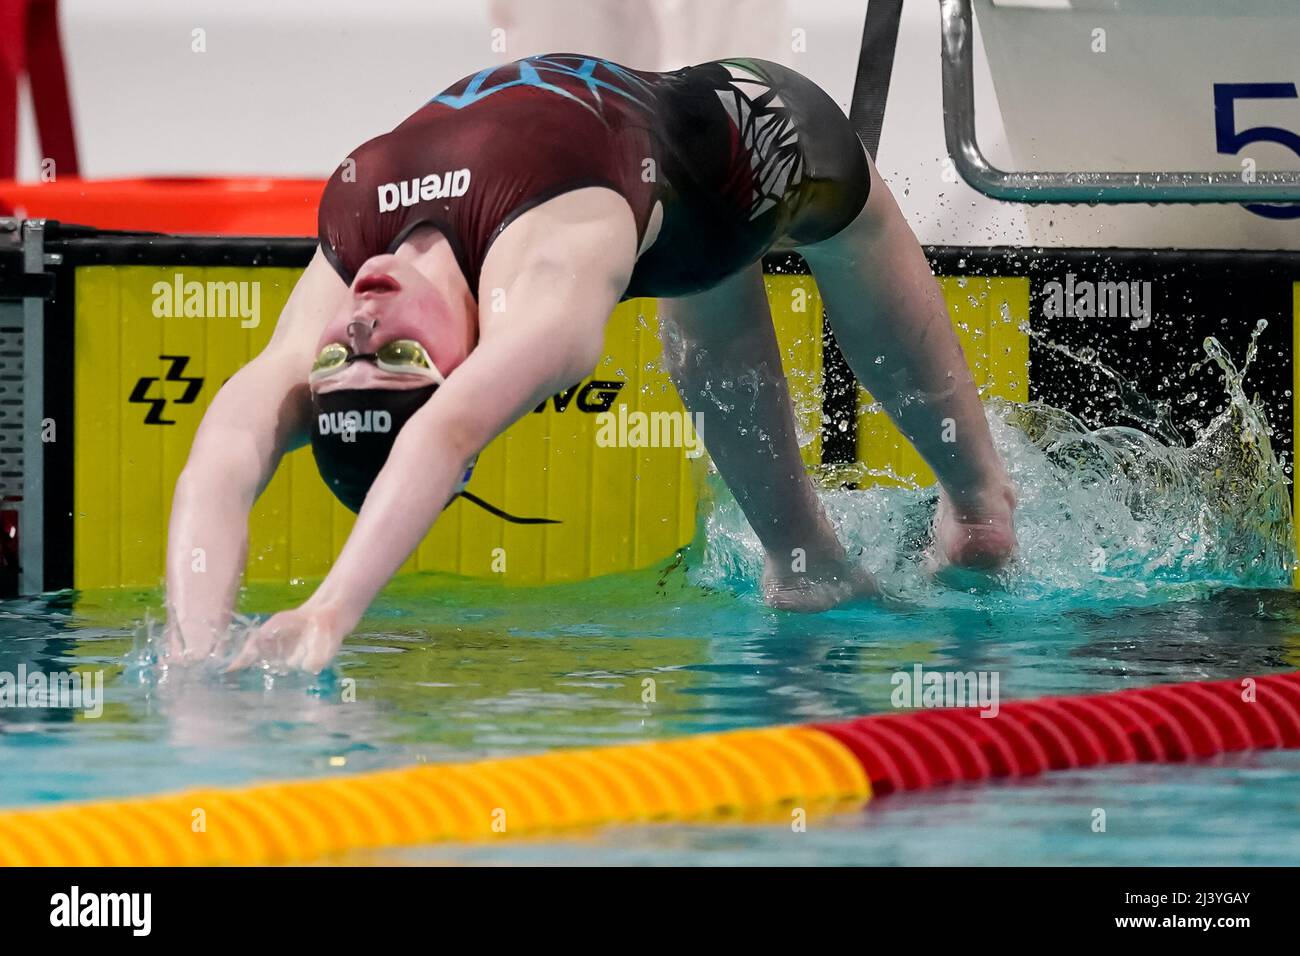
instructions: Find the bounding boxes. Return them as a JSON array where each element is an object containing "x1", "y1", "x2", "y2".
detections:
[
  {"x1": 2, "y1": 334, "x2": 1299, "y2": 864},
  {"x1": 2, "y1": 574, "x2": 1300, "y2": 864}
]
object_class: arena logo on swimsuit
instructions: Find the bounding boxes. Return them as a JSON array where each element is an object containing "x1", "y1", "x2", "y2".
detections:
[{"x1": 377, "y1": 169, "x2": 472, "y2": 213}]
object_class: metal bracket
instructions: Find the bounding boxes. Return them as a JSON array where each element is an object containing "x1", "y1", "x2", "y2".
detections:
[
  {"x1": 20, "y1": 219, "x2": 47, "y2": 595},
  {"x1": 939, "y1": 0, "x2": 1300, "y2": 203}
]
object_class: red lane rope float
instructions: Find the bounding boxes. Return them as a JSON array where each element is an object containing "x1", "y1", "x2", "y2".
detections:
[{"x1": 813, "y1": 671, "x2": 1300, "y2": 795}]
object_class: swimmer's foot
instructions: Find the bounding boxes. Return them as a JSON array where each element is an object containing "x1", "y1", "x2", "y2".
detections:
[
  {"x1": 928, "y1": 483, "x2": 1018, "y2": 586},
  {"x1": 762, "y1": 550, "x2": 879, "y2": 612}
]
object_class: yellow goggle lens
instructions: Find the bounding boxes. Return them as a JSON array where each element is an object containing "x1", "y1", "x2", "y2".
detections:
[
  {"x1": 311, "y1": 339, "x2": 436, "y2": 379},
  {"x1": 312, "y1": 342, "x2": 350, "y2": 374},
  {"x1": 376, "y1": 339, "x2": 433, "y2": 369}
]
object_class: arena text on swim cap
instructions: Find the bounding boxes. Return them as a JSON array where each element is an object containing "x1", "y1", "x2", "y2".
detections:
[
  {"x1": 317, "y1": 409, "x2": 392, "y2": 438},
  {"x1": 151, "y1": 273, "x2": 260, "y2": 328}
]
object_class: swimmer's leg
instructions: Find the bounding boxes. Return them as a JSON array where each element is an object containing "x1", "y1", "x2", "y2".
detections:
[
  {"x1": 658, "y1": 263, "x2": 876, "y2": 610},
  {"x1": 798, "y1": 157, "x2": 1017, "y2": 571}
]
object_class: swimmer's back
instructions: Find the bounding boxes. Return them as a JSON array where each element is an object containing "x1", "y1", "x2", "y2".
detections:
[{"x1": 318, "y1": 53, "x2": 870, "y2": 300}]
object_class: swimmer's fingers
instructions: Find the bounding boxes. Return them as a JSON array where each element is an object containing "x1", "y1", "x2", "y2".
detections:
[
  {"x1": 286, "y1": 612, "x2": 345, "y2": 672},
  {"x1": 293, "y1": 639, "x2": 335, "y2": 674},
  {"x1": 226, "y1": 608, "x2": 342, "y2": 673},
  {"x1": 284, "y1": 629, "x2": 316, "y2": 672},
  {"x1": 225, "y1": 630, "x2": 267, "y2": 672},
  {"x1": 225, "y1": 613, "x2": 294, "y2": 672}
]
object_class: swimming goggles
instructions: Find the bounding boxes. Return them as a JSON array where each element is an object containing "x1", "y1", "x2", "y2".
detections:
[{"x1": 310, "y1": 339, "x2": 445, "y2": 385}]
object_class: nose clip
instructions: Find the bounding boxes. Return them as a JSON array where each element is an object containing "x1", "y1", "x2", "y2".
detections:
[{"x1": 347, "y1": 318, "x2": 378, "y2": 352}]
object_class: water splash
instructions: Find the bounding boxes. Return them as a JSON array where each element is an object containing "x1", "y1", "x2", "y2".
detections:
[
  {"x1": 693, "y1": 325, "x2": 1295, "y2": 605},
  {"x1": 1030, "y1": 330, "x2": 1184, "y2": 446},
  {"x1": 124, "y1": 611, "x2": 324, "y2": 686}
]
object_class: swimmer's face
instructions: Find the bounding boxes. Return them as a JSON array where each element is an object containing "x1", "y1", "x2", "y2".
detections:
[{"x1": 312, "y1": 254, "x2": 473, "y2": 393}]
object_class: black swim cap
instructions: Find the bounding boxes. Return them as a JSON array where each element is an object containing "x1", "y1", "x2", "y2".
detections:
[{"x1": 310, "y1": 386, "x2": 438, "y2": 513}]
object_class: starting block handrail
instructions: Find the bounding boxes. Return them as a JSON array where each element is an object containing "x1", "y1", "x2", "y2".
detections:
[{"x1": 938, "y1": 0, "x2": 1300, "y2": 203}]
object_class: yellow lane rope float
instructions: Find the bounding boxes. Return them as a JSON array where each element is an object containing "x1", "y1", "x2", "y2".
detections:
[{"x1": 0, "y1": 725, "x2": 869, "y2": 866}]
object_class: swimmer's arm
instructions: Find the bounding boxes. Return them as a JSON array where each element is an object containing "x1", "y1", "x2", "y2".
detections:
[
  {"x1": 313, "y1": 260, "x2": 632, "y2": 649},
  {"x1": 229, "y1": 189, "x2": 638, "y2": 671},
  {"x1": 308, "y1": 297, "x2": 614, "y2": 635},
  {"x1": 165, "y1": 352, "x2": 309, "y2": 652},
  {"x1": 226, "y1": 326, "x2": 600, "y2": 672},
  {"x1": 165, "y1": 250, "x2": 344, "y2": 656}
]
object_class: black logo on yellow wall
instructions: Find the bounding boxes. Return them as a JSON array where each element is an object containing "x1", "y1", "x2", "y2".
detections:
[
  {"x1": 129, "y1": 355, "x2": 203, "y2": 425},
  {"x1": 534, "y1": 380, "x2": 624, "y2": 414}
]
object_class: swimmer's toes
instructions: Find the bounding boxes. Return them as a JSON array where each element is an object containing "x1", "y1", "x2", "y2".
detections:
[
  {"x1": 929, "y1": 560, "x2": 1012, "y2": 593},
  {"x1": 932, "y1": 489, "x2": 1018, "y2": 574},
  {"x1": 924, "y1": 524, "x2": 1017, "y2": 592},
  {"x1": 945, "y1": 526, "x2": 1017, "y2": 570},
  {"x1": 761, "y1": 563, "x2": 879, "y2": 612}
]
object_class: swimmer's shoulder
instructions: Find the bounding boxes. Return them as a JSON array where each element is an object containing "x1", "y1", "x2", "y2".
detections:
[{"x1": 263, "y1": 248, "x2": 349, "y2": 363}]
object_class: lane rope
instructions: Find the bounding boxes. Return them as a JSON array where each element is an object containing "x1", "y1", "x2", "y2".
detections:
[
  {"x1": 814, "y1": 672, "x2": 1300, "y2": 794},
  {"x1": 0, "y1": 726, "x2": 868, "y2": 866},
  {"x1": 1, "y1": 671, "x2": 1296, "y2": 866}
]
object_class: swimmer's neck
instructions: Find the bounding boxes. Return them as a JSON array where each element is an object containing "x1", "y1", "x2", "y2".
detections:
[{"x1": 396, "y1": 223, "x2": 478, "y2": 336}]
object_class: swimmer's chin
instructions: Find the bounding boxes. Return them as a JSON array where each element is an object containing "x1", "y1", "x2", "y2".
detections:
[{"x1": 761, "y1": 557, "x2": 881, "y2": 612}]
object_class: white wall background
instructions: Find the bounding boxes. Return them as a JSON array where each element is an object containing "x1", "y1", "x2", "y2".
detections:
[{"x1": 11, "y1": 0, "x2": 1300, "y2": 249}]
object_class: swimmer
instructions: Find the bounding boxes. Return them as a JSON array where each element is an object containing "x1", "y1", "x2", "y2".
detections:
[{"x1": 163, "y1": 54, "x2": 1018, "y2": 671}]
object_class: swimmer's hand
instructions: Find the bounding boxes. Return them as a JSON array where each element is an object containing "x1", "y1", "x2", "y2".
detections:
[
  {"x1": 160, "y1": 621, "x2": 223, "y2": 665},
  {"x1": 226, "y1": 603, "x2": 350, "y2": 673},
  {"x1": 762, "y1": 549, "x2": 879, "y2": 612}
]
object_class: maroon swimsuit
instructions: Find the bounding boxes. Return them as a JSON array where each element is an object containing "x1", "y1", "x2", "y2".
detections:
[{"x1": 317, "y1": 53, "x2": 869, "y2": 300}]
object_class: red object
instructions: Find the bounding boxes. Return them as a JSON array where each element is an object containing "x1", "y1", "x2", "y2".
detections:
[
  {"x1": 0, "y1": 0, "x2": 323, "y2": 236},
  {"x1": 1, "y1": 0, "x2": 78, "y2": 180},
  {"x1": 0, "y1": 176, "x2": 324, "y2": 235},
  {"x1": 814, "y1": 672, "x2": 1300, "y2": 795}
]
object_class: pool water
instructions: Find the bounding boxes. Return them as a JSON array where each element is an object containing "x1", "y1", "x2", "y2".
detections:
[
  {"x1": 2, "y1": 568, "x2": 1300, "y2": 865},
  {"x1": 2, "y1": 334, "x2": 1299, "y2": 865}
]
